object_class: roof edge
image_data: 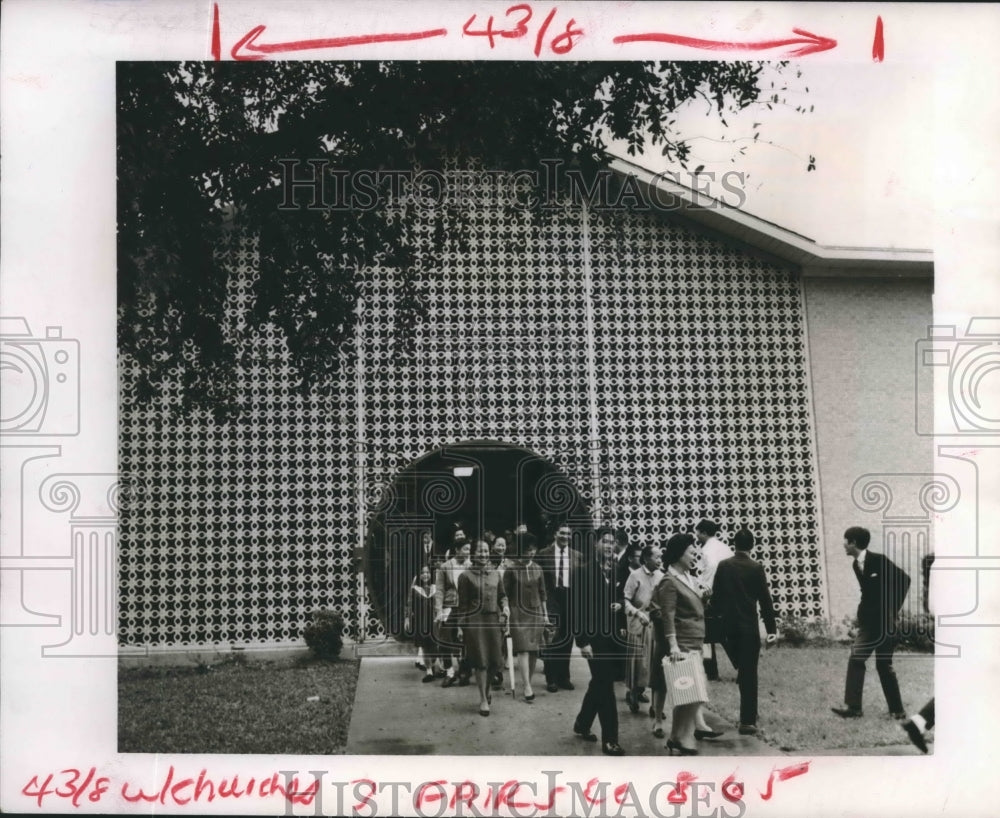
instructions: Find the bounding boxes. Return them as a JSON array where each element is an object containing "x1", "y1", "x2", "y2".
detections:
[{"x1": 606, "y1": 156, "x2": 934, "y2": 276}]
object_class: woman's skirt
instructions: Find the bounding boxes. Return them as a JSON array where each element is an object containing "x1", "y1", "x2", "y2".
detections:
[
  {"x1": 509, "y1": 606, "x2": 545, "y2": 654},
  {"x1": 650, "y1": 629, "x2": 704, "y2": 694},
  {"x1": 412, "y1": 602, "x2": 438, "y2": 653},
  {"x1": 626, "y1": 620, "x2": 655, "y2": 689},
  {"x1": 462, "y1": 612, "x2": 504, "y2": 670}
]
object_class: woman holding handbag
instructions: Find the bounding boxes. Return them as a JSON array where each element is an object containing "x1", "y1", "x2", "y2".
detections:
[{"x1": 650, "y1": 533, "x2": 709, "y2": 755}]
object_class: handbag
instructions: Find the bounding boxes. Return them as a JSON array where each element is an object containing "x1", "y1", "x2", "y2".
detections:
[{"x1": 662, "y1": 651, "x2": 709, "y2": 706}]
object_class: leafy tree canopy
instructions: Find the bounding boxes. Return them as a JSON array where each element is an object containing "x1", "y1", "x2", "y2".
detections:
[{"x1": 118, "y1": 61, "x2": 804, "y2": 418}]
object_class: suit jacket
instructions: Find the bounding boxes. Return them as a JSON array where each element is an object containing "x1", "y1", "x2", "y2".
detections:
[
  {"x1": 650, "y1": 572, "x2": 705, "y2": 652},
  {"x1": 456, "y1": 565, "x2": 509, "y2": 622},
  {"x1": 570, "y1": 559, "x2": 621, "y2": 654},
  {"x1": 419, "y1": 543, "x2": 440, "y2": 570},
  {"x1": 615, "y1": 553, "x2": 638, "y2": 601},
  {"x1": 855, "y1": 550, "x2": 910, "y2": 634},
  {"x1": 434, "y1": 558, "x2": 469, "y2": 616},
  {"x1": 537, "y1": 543, "x2": 584, "y2": 600},
  {"x1": 711, "y1": 552, "x2": 777, "y2": 635}
]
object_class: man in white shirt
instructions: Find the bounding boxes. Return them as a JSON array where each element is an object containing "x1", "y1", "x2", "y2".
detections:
[
  {"x1": 696, "y1": 519, "x2": 734, "y2": 681},
  {"x1": 538, "y1": 523, "x2": 583, "y2": 692}
]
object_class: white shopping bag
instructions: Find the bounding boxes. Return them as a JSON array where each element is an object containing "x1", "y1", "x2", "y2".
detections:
[{"x1": 662, "y1": 652, "x2": 709, "y2": 706}]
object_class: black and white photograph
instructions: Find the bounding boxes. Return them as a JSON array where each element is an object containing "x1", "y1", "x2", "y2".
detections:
[
  {"x1": 114, "y1": 56, "x2": 937, "y2": 760},
  {"x1": 2, "y1": 1, "x2": 999, "y2": 815}
]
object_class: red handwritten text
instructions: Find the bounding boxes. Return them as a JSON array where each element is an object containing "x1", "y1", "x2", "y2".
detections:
[
  {"x1": 872, "y1": 16, "x2": 885, "y2": 62},
  {"x1": 20, "y1": 765, "x2": 810, "y2": 811},
  {"x1": 667, "y1": 771, "x2": 699, "y2": 804},
  {"x1": 722, "y1": 773, "x2": 745, "y2": 803},
  {"x1": 119, "y1": 767, "x2": 319, "y2": 807},
  {"x1": 760, "y1": 761, "x2": 811, "y2": 801},
  {"x1": 22, "y1": 768, "x2": 111, "y2": 808},
  {"x1": 613, "y1": 27, "x2": 837, "y2": 57},
  {"x1": 462, "y1": 4, "x2": 583, "y2": 56}
]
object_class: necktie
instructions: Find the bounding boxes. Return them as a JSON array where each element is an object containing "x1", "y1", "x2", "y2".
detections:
[
  {"x1": 853, "y1": 559, "x2": 863, "y2": 584},
  {"x1": 557, "y1": 548, "x2": 564, "y2": 588}
]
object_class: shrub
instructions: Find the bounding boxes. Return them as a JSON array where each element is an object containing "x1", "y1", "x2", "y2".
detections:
[
  {"x1": 893, "y1": 611, "x2": 935, "y2": 653},
  {"x1": 303, "y1": 610, "x2": 345, "y2": 660},
  {"x1": 775, "y1": 613, "x2": 853, "y2": 647}
]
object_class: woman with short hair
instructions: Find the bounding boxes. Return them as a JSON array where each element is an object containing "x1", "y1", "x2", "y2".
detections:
[
  {"x1": 650, "y1": 533, "x2": 709, "y2": 755},
  {"x1": 456, "y1": 540, "x2": 510, "y2": 716},
  {"x1": 502, "y1": 532, "x2": 548, "y2": 703},
  {"x1": 623, "y1": 544, "x2": 663, "y2": 713}
]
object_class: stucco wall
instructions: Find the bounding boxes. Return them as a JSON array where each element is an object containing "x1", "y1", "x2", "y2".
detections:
[{"x1": 803, "y1": 275, "x2": 934, "y2": 625}]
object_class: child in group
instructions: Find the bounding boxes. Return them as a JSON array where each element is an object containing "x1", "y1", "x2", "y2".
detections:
[{"x1": 406, "y1": 565, "x2": 440, "y2": 682}]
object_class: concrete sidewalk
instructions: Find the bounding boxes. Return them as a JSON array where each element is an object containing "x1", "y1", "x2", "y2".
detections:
[{"x1": 345, "y1": 654, "x2": 781, "y2": 756}]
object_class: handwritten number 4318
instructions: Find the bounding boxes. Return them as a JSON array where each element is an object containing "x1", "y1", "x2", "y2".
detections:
[
  {"x1": 22, "y1": 768, "x2": 110, "y2": 808},
  {"x1": 463, "y1": 5, "x2": 583, "y2": 55}
]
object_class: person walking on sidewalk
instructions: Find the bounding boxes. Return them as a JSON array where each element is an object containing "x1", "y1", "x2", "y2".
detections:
[
  {"x1": 695, "y1": 519, "x2": 734, "y2": 681},
  {"x1": 711, "y1": 527, "x2": 778, "y2": 736},
  {"x1": 456, "y1": 539, "x2": 510, "y2": 716},
  {"x1": 570, "y1": 526, "x2": 627, "y2": 756},
  {"x1": 651, "y1": 533, "x2": 709, "y2": 756},
  {"x1": 538, "y1": 523, "x2": 583, "y2": 693},
  {"x1": 406, "y1": 565, "x2": 441, "y2": 682},
  {"x1": 622, "y1": 544, "x2": 663, "y2": 714},
  {"x1": 503, "y1": 531, "x2": 548, "y2": 703},
  {"x1": 435, "y1": 531, "x2": 473, "y2": 688}
]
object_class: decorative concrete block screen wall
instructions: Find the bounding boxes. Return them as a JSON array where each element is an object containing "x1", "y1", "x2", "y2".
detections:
[{"x1": 119, "y1": 175, "x2": 825, "y2": 649}]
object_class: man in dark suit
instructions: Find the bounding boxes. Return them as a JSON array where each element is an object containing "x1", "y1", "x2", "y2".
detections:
[
  {"x1": 537, "y1": 523, "x2": 583, "y2": 692},
  {"x1": 832, "y1": 526, "x2": 911, "y2": 719},
  {"x1": 711, "y1": 528, "x2": 778, "y2": 735},
  {"x1": 570, "y1": 527, "x2": 626, "y2": 756}
]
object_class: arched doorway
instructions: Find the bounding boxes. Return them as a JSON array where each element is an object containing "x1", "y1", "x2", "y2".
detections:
[{"x1": 365, "y1": 441, "x2": 592, "y2": 638}]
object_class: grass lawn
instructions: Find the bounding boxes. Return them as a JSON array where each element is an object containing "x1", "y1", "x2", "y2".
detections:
[
  {"x1": 119, "y1": 654, "x2": 360, "y2": 754},
  {"x1": 705, "y1": 645, "x2": 934, "y2": 752},
  {"x1": 119, "y1": 645, "x2": 932, "y2": 756}
]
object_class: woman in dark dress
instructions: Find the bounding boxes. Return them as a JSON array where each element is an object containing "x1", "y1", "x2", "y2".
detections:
[
  {"x1": 457, "y1": 540, "x2": 510, "y2": 716},
  {"x1": 405, "y1": 564, "x2": 438, "y2": 682},
  {"x1": 502, "y1": 532, "x2": 548, "y2": 703}
]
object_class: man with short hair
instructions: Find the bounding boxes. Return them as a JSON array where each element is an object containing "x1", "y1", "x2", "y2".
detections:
[
  {"x1": 604, "y1": 530, "x2": 634, "y2": 682},
  {"x1": 695, "y1": 519, "x2": 733, "y2": 680},
  {"x1": 571, "y1": 527, "x2": 627, "y2": 756},
  {"x1": 538, "y1": 523, "x2": 583, "y2": 692},
  {"x1": 832, "y1": 526, "x2": 911, "y2": 719},
  {"x1": 712, "y1": 528, "x2": 778, "y2": 736}
]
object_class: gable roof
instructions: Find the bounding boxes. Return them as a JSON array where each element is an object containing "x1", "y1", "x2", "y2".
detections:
[{"x1": 608, "y1": 156, "x2": 933, "y2": 279}]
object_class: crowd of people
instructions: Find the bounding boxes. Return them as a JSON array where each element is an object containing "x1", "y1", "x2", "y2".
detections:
[{"x1": 401, "y1": 519, "x2": 920, "y2": 756}]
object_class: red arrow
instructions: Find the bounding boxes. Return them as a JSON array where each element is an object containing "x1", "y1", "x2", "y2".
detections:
[
  {"x1": 231, "y1": 24, "x2": 448, "y2": 60},
  {"x1": 613, "y1": 27, "x2": 837, "y2": 57}
]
